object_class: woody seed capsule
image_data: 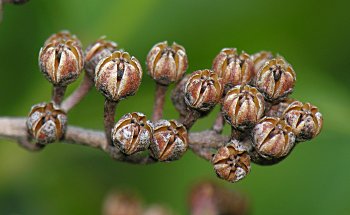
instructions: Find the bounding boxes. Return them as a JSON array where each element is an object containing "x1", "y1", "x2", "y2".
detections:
[
  {"x1": 184, "y1": 69, "x2": 223, "y2": 112},
  {"x1": 95, "y1": 51, "x2": 143, "y2": 102},
  {"x1": 39, "y1": 39, "x2": 84, "y2": 86},
  {"x1": 250, "y1": 51, "x2": 273, "y2": 77},
  {"x1": 111, "y1": 112, "x2": 152, "y2": 155},
  {"x1": 212, "y1": 140, "x2": 251, "y2": 183},
  {"x1": 26, "y1": 102, "x2": 67, "y2": 144},
  {"x1": 212, "y1": 48, "x2": 253, "y2": 90},
  {"x1": 256, "y1": 57, "x2": 296, "y2": 102},
  {"x1": 283, "y1": 101, "x2": 323, "y2": 141},
  {"x1": 222, "y1": 85, "x2": 265, "y2": 130},
  {"x1": 147, "y1": 41, "x2": 188, "y2": 85},
  {"x1": 149, "y1": 120, "x2": 188, "y2": 161},
  {"x1": 252, "y1": 117, "x2": 295, "y2": 159},
  {"x1": 43, "y1": 30, "x2": 82, "y2": 46},
  {"x1": 85, "y1": 37, "x2": 117, "y2": 79}
]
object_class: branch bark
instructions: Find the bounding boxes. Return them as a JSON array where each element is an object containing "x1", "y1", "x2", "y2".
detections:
[
  {"x1": 152, "y1": 84, "x2": 167, "y2": 121},
  {"x1": 0, "y1": 117, "x2": 228, "y2": 164}
]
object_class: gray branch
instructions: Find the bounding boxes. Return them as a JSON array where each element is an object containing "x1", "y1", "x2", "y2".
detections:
[{"x1": 0, "y1": 117, "x2": 229, "y2": 164}]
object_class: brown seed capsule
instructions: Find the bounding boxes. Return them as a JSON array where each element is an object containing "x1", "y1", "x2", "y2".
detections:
[
  {"x1": 184, "y1": 69, "x2": 223, "y2": 112},
  {"x1": 44, "y1": 30, "x2": 81, "y2": 46},
  {"x1": 39, "y1": 39, "x2": 84, "y2": 86},
  {"x1": 212, "y1": 140, "x2": 251, "y2": 183},
  {"x1": 84, "y1": 37, "x2": 117, "y2": 79},
  {"x1": 111, "y1": 112, "x2": 152, "y2": 155},
  {"x1": 149, "y1": 120, "x2": 188, "y2": 161},
  {"x1": 256, "y1": 57, "x2": 296, "y2": 102},
  {"x1": 283, "y1": 101, "x2": 323, "y2": 141},
  {"x1": 250, "y1": 51, "x2": 273, "y2": 77},
  {"x1": 103, "y1": 192, "x2": 142, "y2": 215},
  {"x1": 252, "y1": 117, "x2": 295, "y2": 159},
  {"x1": 26, "y1": 102, "x2": 67, "y2": 144},
  {"x1": 147, "y1": 41, "x2": 188, "y2": 85},
  {"x1": 95, "y1": 51, "x2": 143, "y2": 102},
  {"x1": 222, "y1": 85, "x2": 265, "y2": 130},
  {"x1": 212, "y1": 48, "x2": 253, "y2": 90}
]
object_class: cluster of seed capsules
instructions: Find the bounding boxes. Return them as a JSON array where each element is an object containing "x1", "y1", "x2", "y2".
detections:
[{"x1": 26, "y1": 31, "x2": 323, "y2": 183}]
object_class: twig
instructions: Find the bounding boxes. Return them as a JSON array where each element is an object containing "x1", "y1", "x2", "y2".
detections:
[
  {"x1": 104, "y1": 100, "x2": 118, "y2": 147},
  {"x1": 179, "y1": 109, "x2": 202, "y2": 130},
  {"x1": 61, "y1": 75, "x2": 94, "y2": 112},
  {"x1": 0, "y1": 117, "x2": 230, "y2": 164},
  {"x1": 52, "y1": 85, "x2": 67, "y2": 105},
  {"x1": 212, "y1": 112, "x2": 225, "y2": 133},
  {"x1": 152, "y1": 84, "x2": 167, "y2": 121}
]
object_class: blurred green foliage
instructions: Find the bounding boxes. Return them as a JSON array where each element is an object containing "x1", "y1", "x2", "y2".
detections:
[{"x1": 0, "y1": 0, "x2": 349, "y2": 214}]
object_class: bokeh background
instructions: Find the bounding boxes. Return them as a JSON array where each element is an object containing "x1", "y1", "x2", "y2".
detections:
[{"x1": 0, "y1": 0, "x2": 349, "y2": 214}]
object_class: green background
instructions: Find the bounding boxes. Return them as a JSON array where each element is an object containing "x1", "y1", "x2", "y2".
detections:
[{"x1": 0, "y1": 0, "x2": 349, "y2": 214}]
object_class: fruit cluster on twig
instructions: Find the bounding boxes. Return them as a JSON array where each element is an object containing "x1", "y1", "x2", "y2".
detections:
[{"x1": 1, "y1": 30, "x2": 323, "y2": 183}]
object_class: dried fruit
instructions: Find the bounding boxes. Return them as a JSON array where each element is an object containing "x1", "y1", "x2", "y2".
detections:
[
  {"x1": 212, "y1": 140, "x2": 251, "y2": 183},
  {"x1": 250, "y1": 51, "x2": 273, "y2": 76},
  {"x1": 103, "y1": 192, "x2": 142, "y2": 215},
  {"x1": 222, "y1": 85, "x2": 265, "y2": 130},
  {"x1": 184, "y1": 69, "x2": 223, "y2": 112},
  {"x1": 85, "y1": 37, "x2": 117, "y2": 79},
  {"x1": 149, "y1": 120, "x2": 188, "y2": 161},
  {"x1": 283, "y1": 101, "x2": 323, "y2": 141},
  {"x1": 252, "y1": 117, "x2": 295, "y2": 159},
  {"x1": 44, "y1": 30, "x2": 81, "y2": 46},
  {"x1": 39, "y1": 39, "x2": 84, "y2": 86},
  {"x1": 95, "y1": 51, "x2": 143, "y2": 102},
  {"x1": 212, "y1": 48, "x2": 253, "y2": 89},
  {"x1": 111, "y1": 112, "x2": 152, "y2": 155},
  {"x1": 26, "y1": 102, "x2": 67, "y2": 144},
  {"x1": 256, "y1": 57, "x2": 296, "y2": 102},
  {"x1": 147, "y1": 41, "x2": 188, "y2": 85}
]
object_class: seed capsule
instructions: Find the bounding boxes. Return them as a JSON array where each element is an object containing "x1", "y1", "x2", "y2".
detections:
[
  {"x1": 212, "y1": 140, "x2": 251, "y2": 183},
  {"x1": 95, "y1": 51, "x2": 143, "y2": 102},
  {"x1": 222, "y1": 85, "x2": 265, "y2": 130},
  {"x1": 252, "y1": 117, "x2": 295, "y2": 159},
  {"x1": 147, "y1": 41, "x2": 188, "y2": 85},
  {"x1": 111, "y1": 112, "x2": 152, "y2": 155},
  {"x1": 283, "y1": 101, "x2": 323, "y2": 141},
  {"x1": 212, "y1": 48, "x2": 253, "y2": 90},
  {"x1": 39, "y1": 39, "x2": 84, "y2": 86},
  {"x1": 85, "y1": 37, "x2": 117, "y2": 79},
  {"x1": 44, "y1": 30, "x2": 82, "y2": 47},
  {"x1": 256, "y1": 57, "x2": 296, "y2": 102},
  {"x1": 184, "y1": 69, "x2": 223, "y2": 112},
  {"x1": 250, "y1": 51, "x2": 273, "y2": 77},
  {"x1": 149, "y1": 120, "x2": 188, "y2": 161},
  {"x1": 26, "y1": 102, "x2": 67, "y2": 144}
]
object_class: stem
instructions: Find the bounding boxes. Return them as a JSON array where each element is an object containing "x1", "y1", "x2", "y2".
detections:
[
  {"x1": 18, "y1": 137, "x2": 45, "y2": 151},
  {"x1": 212, "y1": 112, "x2": 225, "y2": 133},
  {"x1": 52, "y1": 85, "x2": 67, "y2": 105},
  {"x1": 179, "y1": 109, "x2": 202, "y2": 130},
  {"x1": 230, "y1": 127, "x2": 246, "y2": 141},
  {"x1": 171, "y1": 75, "x2": 189, "y2": 118},
  {"x1": 152, "y1": 84, "x2": 168, "y2": 121},
  {"x1": 104, "y1": 99, "x2": 117, "y2": 147},
  {"x1": 0, "y1": 117, "x2": 293, "y2": 165},
  {"x1": 61, "y1": 75, "x2": 94, "y2": 112}
]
